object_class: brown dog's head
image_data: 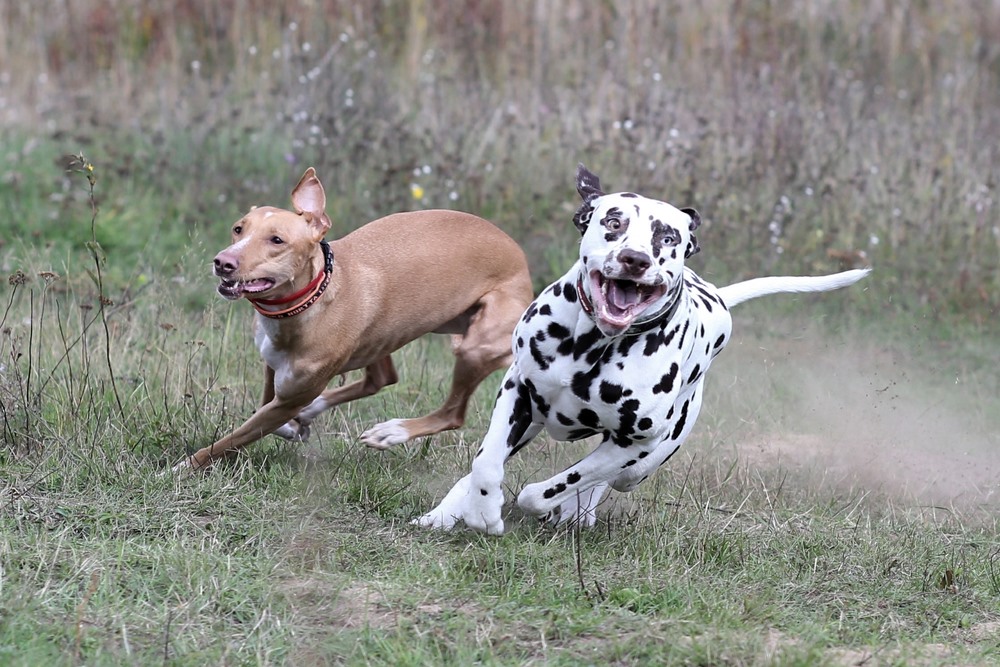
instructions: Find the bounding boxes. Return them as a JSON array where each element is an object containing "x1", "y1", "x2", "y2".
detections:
[{"x1": 213, "y1": 167, "x2": 332, "y2": 301}]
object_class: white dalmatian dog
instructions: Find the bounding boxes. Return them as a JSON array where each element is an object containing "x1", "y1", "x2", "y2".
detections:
[{"x1": 415, "y1": 164, "x2": 870, "y2": 534}]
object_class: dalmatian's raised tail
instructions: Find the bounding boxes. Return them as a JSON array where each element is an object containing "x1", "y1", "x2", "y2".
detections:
[{"x1": 718, "y1": 268, "x2": 871, "y2": 308}]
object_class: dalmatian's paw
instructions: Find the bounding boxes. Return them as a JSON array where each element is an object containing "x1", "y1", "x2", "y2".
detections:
[
  {"x1": 413, "y1": 474, "x2": 505, "y2": 535},
  {"x1": 361, "y1": 419, "x2": 410, "y2": 450},
  {"x1": 546, "y1": 483, "x2": 607, "y2": 528},
  {"x1": 518, "y1": 480, "x2": 608, "y2": 528}
]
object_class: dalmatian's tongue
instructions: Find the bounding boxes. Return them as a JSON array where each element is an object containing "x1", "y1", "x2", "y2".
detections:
[
  {"x1": 590, "y1": 273, "x2": 664, "y2": 334},
  {"x1": 607, "y1": 279, "x2": 641, "y2": 310}
]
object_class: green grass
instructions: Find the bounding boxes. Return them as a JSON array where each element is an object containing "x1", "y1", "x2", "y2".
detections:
[{"x1": 2, "y1": 2, "x2": 1000, "y2": 665}]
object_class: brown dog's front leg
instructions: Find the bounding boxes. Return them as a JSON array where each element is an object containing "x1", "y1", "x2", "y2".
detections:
[{"x1": 175, "y1": 396, "x2": 307, "y2": 472}]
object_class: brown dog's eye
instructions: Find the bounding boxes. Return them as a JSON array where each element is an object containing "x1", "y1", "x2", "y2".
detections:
[
  {"x1": 233, "y1": 225, "x2": 243, "y2": 235},
  {"x1": 271, "y1": 236, "x2": 284, "y2": 245}
]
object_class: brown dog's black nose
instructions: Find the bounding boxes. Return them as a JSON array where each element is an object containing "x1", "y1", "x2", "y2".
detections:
[
  {"x1": 213, "y1": 250, "x2": 239, "y2": 276},
  {"x1": 617, "y1": 249, "x2": 651, "y2": 276}
]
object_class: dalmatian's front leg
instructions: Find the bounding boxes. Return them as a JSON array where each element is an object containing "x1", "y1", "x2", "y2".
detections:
[
  {"x1": 414, "y1": 366, "x2": 542, "y2": 534},
  {"x1": 517, "y1": 434, "x2": 656, "y2": 521}
]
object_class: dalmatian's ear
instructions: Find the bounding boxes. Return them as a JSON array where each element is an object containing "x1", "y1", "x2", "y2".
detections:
[
  {"x1": 576, "y1": 164, "x2": 604, "y2": 203},
  {"x1": 680, "y1": 207, "x2": 701, "y2": 258},
  {"x1": 680, "y1": 207, "x2": 701, "y2": 231},
  {"x1": 573, "y1": 164, "x2": 605, "y2": 234}
]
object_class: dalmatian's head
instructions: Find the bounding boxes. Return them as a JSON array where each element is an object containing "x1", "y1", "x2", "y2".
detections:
[{"x1": 572, "y1": 164, "x2": 701, "y2": 336}]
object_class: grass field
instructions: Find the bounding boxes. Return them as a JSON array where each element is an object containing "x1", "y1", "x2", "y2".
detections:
[{"x1": 2, "y1": 1, "x2": 999, "y2": 665}]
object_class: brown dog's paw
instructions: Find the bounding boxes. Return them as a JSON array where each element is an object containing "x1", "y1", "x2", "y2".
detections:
[{"x1": 360, "y1": 419, "x2": 410, "y2": 449}]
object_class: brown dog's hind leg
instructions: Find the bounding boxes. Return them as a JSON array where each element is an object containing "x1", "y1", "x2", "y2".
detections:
[{"x1": 360, "y1": 288, "x2": 528, "y2": 449}]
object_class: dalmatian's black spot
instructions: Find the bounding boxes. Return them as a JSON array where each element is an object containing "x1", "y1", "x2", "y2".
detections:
[
  {"x1": 621, "y1": 192, "x2": 639, "y2": 198},
  {"x1": 687, "y1": 364, "x2": 702, "y2": 385},
  {"x1": 540, "y1": 304, "x2": 552, "y2": 316},
  {"x1": 480, "y1": 489, "x2": 488, "y2": 495},
  {"x1": 653, "y1": 362, "x2": 679, "y2": 395},
  {"x1": 714, "y1": 334, "x2": 726, "y2": 349},
  {"x1": 543, "y1": 483, "x2": 567, "y2": 499},
  {"x1": 589, "y1": 340, "x2": 617, "y2": 367},
  {"x1": 564, "y1": 282, "x2": 578, "y2": 303},
  {"x1": 678, "y1": 320, "x2": 690, "y2": 348},
  {"x1": 643, "y1": 330, "x2": 665, "y2": 356},
  {"x1": 524, "y1": 378, "x2": 550, "y2": 418},
  {"x1": 572, "y1": 327, "x2": 603, "y2": 360},
  {"x1": 516, "y1": 337, "x2": 524, "y2": 348},
  {"x1": 577, "y1": 408, "x2": 600, "y2": 429},
  {"x1": 568, "y1": 428, "x2": 598, "y2": 440},
  {"x1": 571, "y1": 364, "x2": 602, "y2": 401},
  {"x1": 548, "y1": 322, "x2": 570, "y2": 339},
  {"x1": 638, "y1": 417, "x2": 653, "y2": 431},
  {"x1": 506, "y1": 382, "x2": 535, "y2": 451},
  {"x1": 621, "y1": 459, "x2": 637, "y2": 468},
  {"x1": 529, "y1": 336, "x2": 553, "y2": 370},
  {"x1": 663, "y1": 323, "x2": 680, "y2": 348},
  {"x1": 522, "y1": 302, "x2": 539, "y2": 323},
  {"x1": 599, "y1": 380, "x2": 624, "y2": 404},
  {"x1": 552, "y1": 282, "x2": 563, "y2": 297},
  {"x1": 504, "y1": 378, "x2": 516, "y2": 390},
  {"x1": 601, "y1": 207, "x2": 628, "y2": 242},
  {"x1": 556, "y1": 412, "x2": 574, "y2": 426},
  {"x1": 567, "y1": 471, "x2": 581, "y2": 484},
  {"x1": 617, "y1": 333, "x2": 643, "y2": 357},
  {"x1": 671, "y1": 399, "x2": 690, "y2": 440},
  {"x1": 651, "y1": 219, "x2": 681, "y2": 259},
  {"x1": 623, "y1": 389, "x2": 632, "y2": 397},
  {"x1": 612, "y1": 398, "x2": 641, "y2": 447},
  {"x1": 638, "y1": 451, "x2": 649, "y2": 459}
]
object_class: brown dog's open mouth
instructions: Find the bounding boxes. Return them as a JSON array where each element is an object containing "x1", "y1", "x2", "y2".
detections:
[
  {"x1": 589, "y1": 271, "x2": 667, "y2": 332},
  {"x1": 218, "y1": 278, "x2": 276, "y2": 300}
]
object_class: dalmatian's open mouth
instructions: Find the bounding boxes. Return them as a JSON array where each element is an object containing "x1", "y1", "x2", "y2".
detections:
[
  {"x1": 589, "y1": 271, "x2": 667, "y2": 331},
  {"x1": 217, "y1": 278, "x2": 276, "y2": 300}
]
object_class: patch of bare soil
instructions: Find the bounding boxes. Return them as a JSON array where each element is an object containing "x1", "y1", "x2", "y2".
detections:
[{"x1": 717, "y1": 329, "x2": 1000, "y2": 511}]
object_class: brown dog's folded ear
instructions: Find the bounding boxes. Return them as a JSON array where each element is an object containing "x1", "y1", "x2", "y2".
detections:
[{"x1": 291, "y1": 167, "x2": 332, "y2": 239}]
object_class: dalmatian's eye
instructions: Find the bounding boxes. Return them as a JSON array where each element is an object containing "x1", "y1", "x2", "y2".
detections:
[
  {"x1": 609, "y1": 219, "x2": 622, "y2": 230},
  {"x1": 663, "y1": 230, "x2": 680, "y2": 246}
]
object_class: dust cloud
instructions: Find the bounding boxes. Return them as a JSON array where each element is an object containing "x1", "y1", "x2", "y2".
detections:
[{"x1": 707, "y1": 319, "x2": 1000, "y2": 511}]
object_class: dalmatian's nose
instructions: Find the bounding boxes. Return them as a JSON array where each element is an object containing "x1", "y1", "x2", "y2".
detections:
[{"x1": 617, "y1": 249, "x2": 651, "y2": 276}]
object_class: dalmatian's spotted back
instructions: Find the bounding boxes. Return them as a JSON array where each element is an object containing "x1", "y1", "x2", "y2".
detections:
[{"x1": 416, "y1": 165, "x2": 870, "y2": 534}]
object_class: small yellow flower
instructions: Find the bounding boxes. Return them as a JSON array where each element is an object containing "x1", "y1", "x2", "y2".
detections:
[{"x1": 410, "y1": 183, "x2": 425, "y2": 200}]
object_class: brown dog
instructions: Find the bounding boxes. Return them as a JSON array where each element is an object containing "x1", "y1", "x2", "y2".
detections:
[{"x1": 174, "y1": 168, "x2": 533, "y2": 472}]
